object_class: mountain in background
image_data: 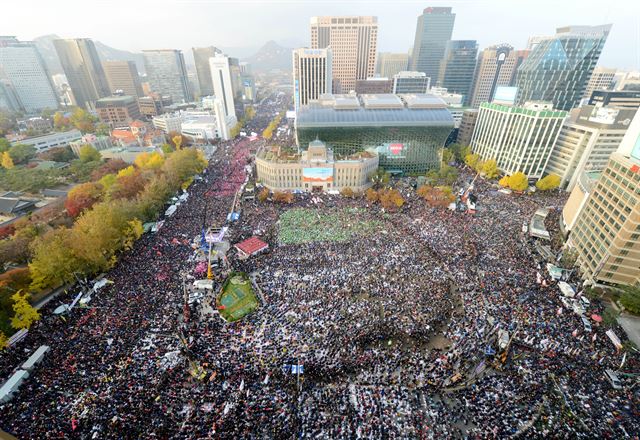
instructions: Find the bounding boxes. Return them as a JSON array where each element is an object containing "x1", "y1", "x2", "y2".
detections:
[
  {"x1": 33, "y1": 34, "x2": 146, "y2": 76},
  {"x1": 243, "y1": 41, "x2": 292, "y2": 72}
]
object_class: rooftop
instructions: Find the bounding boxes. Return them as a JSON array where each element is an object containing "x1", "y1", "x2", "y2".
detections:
[
  {"x1": 235, "y1": 236, "x2": 268, "y2": 256},
  {"x1": 298, "y1": 94, "x2": 454, "y2": 127}
]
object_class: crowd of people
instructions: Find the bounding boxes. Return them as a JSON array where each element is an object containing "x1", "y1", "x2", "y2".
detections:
[{"x1": 0, "y1": 129, "x2": 638, "y2": 439}]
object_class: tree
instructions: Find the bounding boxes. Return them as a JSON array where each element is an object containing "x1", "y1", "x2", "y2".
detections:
[
  {"x1": 168, "y1": 132, "x2": 189, "y2": 149},
  {"x1": 417, "y1": 185, "x2": 455, "y2": 208},
  {"x1": 620, "y1": 286, "x2": 640, "y2": 315},
  {"x1": 379, "y1": 189, "x2": 405, "y2": 211},
  {"x1": 172, "y1": 135, "x2": 183, "y2": 151},
  {"x1": 10, "y1": 291, "x2": 40, "y2": 330},
  {"x1": 29, "y1": 227, "x2": 83, "y2": 290},
  {"x1": 273, "y1": 191, "x2": 293, "y2": 204},
  {"x1": 231, "y1": 122, "x2": 243, "y2": 138},
  {"x1": 0, "y1": 331, "x2": 7, "y2": 350},
  {"x1": 109, "y1": 169, "x2": 147, "y2": 200},
  {"x1": 0, "y1": 137, "x2": 11, "y2": 153},
  {"x1": 65, "y1": 182, "x2": 103, "y2": 217},
  {"x1": 499, "y1": 175, "x2": 510, "y2": 187},
  {"x1": 161, "y1": 143, "x2": 174, "y2": 155},
  {"x1": 262, "y1": 126, "x2": 273, "y2": 139},
  {"x1": 508, "y1": 172, "x2": 529, "y2": 191},
  {"x1": 53, "y1": 112, "x2": 72, "y2": 131},
  {"x1": 464, "y1": 153, "x2": 481, "y2": 171},
  {"x1": 559, "y1": 248, "x2": 578, "y2": 269},
  {"x1": 8, "y1": 144, "x2": 36, "y2": 164},
  {"x1": 245, "y1": 106, "x2": 256, "y2": 120},
  {"x1": 257, "y1": 187, "x2": 269, "y2": 202},
  {"x1": 481, "y1": 159, "x2": 499, "y2": 179},
  {"x1": 78, "y1": 144, "x2": 101, "y2": 163},
  {"x1": 91, "y1": 159, "x2": 129, "y2": 181},
  {"x1": 69, "y1": 107, "x2": 97, "y2": 133},
  {"x1": 37, "y1": 146, "x2": 75, "y2": 163},
  {"x1": 365, "y1": 188, "x2": 379, "y2": 202},
  {"x1": 340, "y1": 187, "x2": 355, "y2": 198},
  {"x1": 371, "y1": 167, "x2": 390, "y2": 188},
  {"x1": 1, "y1": 151, "x2": 14, "y2": 169},
  {"x1": 134, "y1": 151, "x2": 165, "y2": 170},
  {"x1": 536, "y1": 174, "x2": 561, "y2": 191},
  {"x1": 441, "y1": 148, "x2": 454, "y2": 164}
]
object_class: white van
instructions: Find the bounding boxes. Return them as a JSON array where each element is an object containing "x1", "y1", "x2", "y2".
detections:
[
  {"x1": 193, "y1": 279, "x2": 214, "y2": 290},
  {"x1": 604, "y1": 369, "x2": 622, "y2": 390}
]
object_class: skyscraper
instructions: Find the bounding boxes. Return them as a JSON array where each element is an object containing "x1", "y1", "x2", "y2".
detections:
[
  {"x1": 469, "y1": 44, "x2": 525, "y2": 108},
  {"x1": 53, "y1": 38, "x2": 110, "y2": 109},
  {"x1": 0, "y1": 36, "x2": 58, "y2": 113},
  {"x1": 376, "y1": 53, "x2": 409, "y2": 78},
  {"x1": 209, "y1": 54, "x2": 237, "y2": 122},
  {"x1": 103, "y1": 61, "x2": 144, "y2": 97},
  {"x1": 437, "y1": 40, "x2": 478, "y2": 104},
  {"x1": 582, "y1": 66, "x2": 616, "y2": 100},
  {"x1": 192, "y1": 46, "x2": 221, "y2": 97},
  {"x1": 392, "y1": 71, "x2": 430, "y2": 94},
  {"x1": 293, "y1": 48, "x2": 332, "y2": 111},
  {"x1": 515, "y1": 24, "x2": 612, "y2": 111},
  {"x1": 410, "y1": 7, "x2": 456, "y2": 84},
  {"x1": 310, "y1": 16, "x2": 378, "y2": 93},
  {"x1": 143, "y1": 49, "x2": 193, "y2": 103},
  {"x1": 471, "y1": 101, "x2": 566, "y2": 178}
]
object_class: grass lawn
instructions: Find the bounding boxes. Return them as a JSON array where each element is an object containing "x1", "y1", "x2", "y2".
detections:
[
  {"x1": 217, "y1": 272, "x2": 259, "y2": 322},
  {"x1": 278, "y1": 207, "x2": 381, "y2": 245}
]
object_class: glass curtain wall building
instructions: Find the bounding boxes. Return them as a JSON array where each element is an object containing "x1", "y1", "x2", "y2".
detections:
[
  {"x1": 515, "y1": 24, "x2": 611, "y2": 111},
  {"x1": 296, "y1": 94, "x2": 454, "y2": 174}
]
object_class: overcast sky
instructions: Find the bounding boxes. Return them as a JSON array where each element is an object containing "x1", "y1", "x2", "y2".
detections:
[{"x1": 4, "y1": 0, "x2": 640, "y2": 69}]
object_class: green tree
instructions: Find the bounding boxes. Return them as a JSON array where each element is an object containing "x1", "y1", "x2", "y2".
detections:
[
  {"x1": 78, "y1": 144, "x2": 101, "y2": 163},
  {"x1": 11, "y1": 291, "x2": 40, "y2": 330},
  {"x1": 481, "y1": 159, "x2": 499, "y2": 179},
  {"x1": 0, "y1": 138, "x2": 10, "y2": 153},
  {"x1": 161, "y1": 143, "x2": 174, "y2": 155},
  {"x1": 172, "y1": 135, "x2": 183, "y2": 151},
  {"x1": 441, "y1": 148, "x2": 454, "y2": 164},
  {"x1": 536, "y1": 174, "x2": 561, "y2": 191},
  {"x1": 1, "y1": 151, "x2": 14, "y2": 169},
  {"x1": 8, "y1": 144, "x2": 36, "y2": 164},
  {"x1": 620, "y1": 286, "x2": 640, "y2": 315}
]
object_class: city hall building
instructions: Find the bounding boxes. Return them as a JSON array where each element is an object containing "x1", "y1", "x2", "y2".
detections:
[
  {"x1": 295, "y1": 94, "x2": 454, "y2": 174},
  {"x1": 256, "y1": 140, "x2": 378, "y2": 192}
]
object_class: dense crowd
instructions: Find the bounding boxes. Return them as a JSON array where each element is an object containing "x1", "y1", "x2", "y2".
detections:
[{"x1": 0, "y1": 134, "x2": 638, "y2": 439}]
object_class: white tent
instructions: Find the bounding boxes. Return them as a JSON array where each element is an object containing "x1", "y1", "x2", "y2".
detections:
[{"x1": 558, "y1": 281, "x2": 576, "y2": 298}]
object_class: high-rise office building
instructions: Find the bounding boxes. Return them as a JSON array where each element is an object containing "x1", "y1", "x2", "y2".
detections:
[
  {"x1": 103, "y1": 61, "x2": 144, "y2": 97},
  {"x1": 437, "y1": 40, "x2": 478, "y2": 104},
  {"x1": 455, "y1": 109, "x2": 479, "y2": 146},
  {"x1": 515, "y1": 25, "x2": 612, "y2": 111},
  {"x1": 0, "y1": 80, "x2": 21, "y2": 112},
  {"x1": 583, "y1": 66, "x2": 616, "y2": 100},
  {"x1": 471, "y1": 101, "x2": 566, "y2": 178},
  {"x1": 568, "y1": 144, "x2": 639, "y2": 287},
  {"x1": 392, "y1": 71, "x2": 430, "y2": 94},
  {"x1": 355, "y1": 78, "x2": 393, "y2": 94},
  {"x1": 143, "y1": 49, "x2": 192, "y2": 103},
  {"x1": 53, "y1": 38, "x2": 110, "y2": 109},
  {"x1": 377, "y1": 53, "x2": 409, "y2": 78},
  {"x1": 192, "y1": 46, "x2": 220, "y2": 97},
  {"x1": 310, "y1": 16, "x2": 378, "y2": 93},
  {"x1": 545, "y1": 105, "x2": 636, "y2": 190},
  {"x1": 209, "y1": 54, "x2": 237, "y2": 123},
  {"x1": 410, "y1": 7, "x2": 456, "y2": 84},
  {"x1": 469, "y1": 44, "x2": 525, "y2": 108},
  {"x1": 292, "y1": 48, "x2": 332, "y2": 111},
  {"x1": 0, "y1": 36, "x2": 58, "y2": 113}
]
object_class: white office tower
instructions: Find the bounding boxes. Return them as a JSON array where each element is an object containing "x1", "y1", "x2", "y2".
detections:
[
  {"x1": 0, "y1": 36, "x2": 58, "y2": 113},
  {"x1": 209, "y1": 54, "x2": 237, "y2": 125},
  {"x1": 471, "y1": 101, "x2": 567, "y2": 178},
  {"x1": 293, "y1": 48, "x2": 333, "y2": 112}
]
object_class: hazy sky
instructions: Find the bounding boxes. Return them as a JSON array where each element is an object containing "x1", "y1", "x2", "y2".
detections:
[{"x1": 4, "y1": 0, "x2": 640, "y2": 69}]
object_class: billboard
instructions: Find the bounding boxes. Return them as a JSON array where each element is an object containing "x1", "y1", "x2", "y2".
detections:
[
  {"x1": 389, "y1": 143, "x2": 404, "y2": 155},
  {"x1": 492, "y1": 86, "x2": 518, "y2": 105},
  {"x1": 303, "y1": 168, "x2": 333, "y2": 182},
  {"x1": 588, "y1": 107, "x2": 620, "y2": 125}
]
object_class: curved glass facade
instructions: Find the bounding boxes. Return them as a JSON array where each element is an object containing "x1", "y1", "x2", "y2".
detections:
[{"x1": 297, "y1": 125, "x2": 451, "y2": 174}]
